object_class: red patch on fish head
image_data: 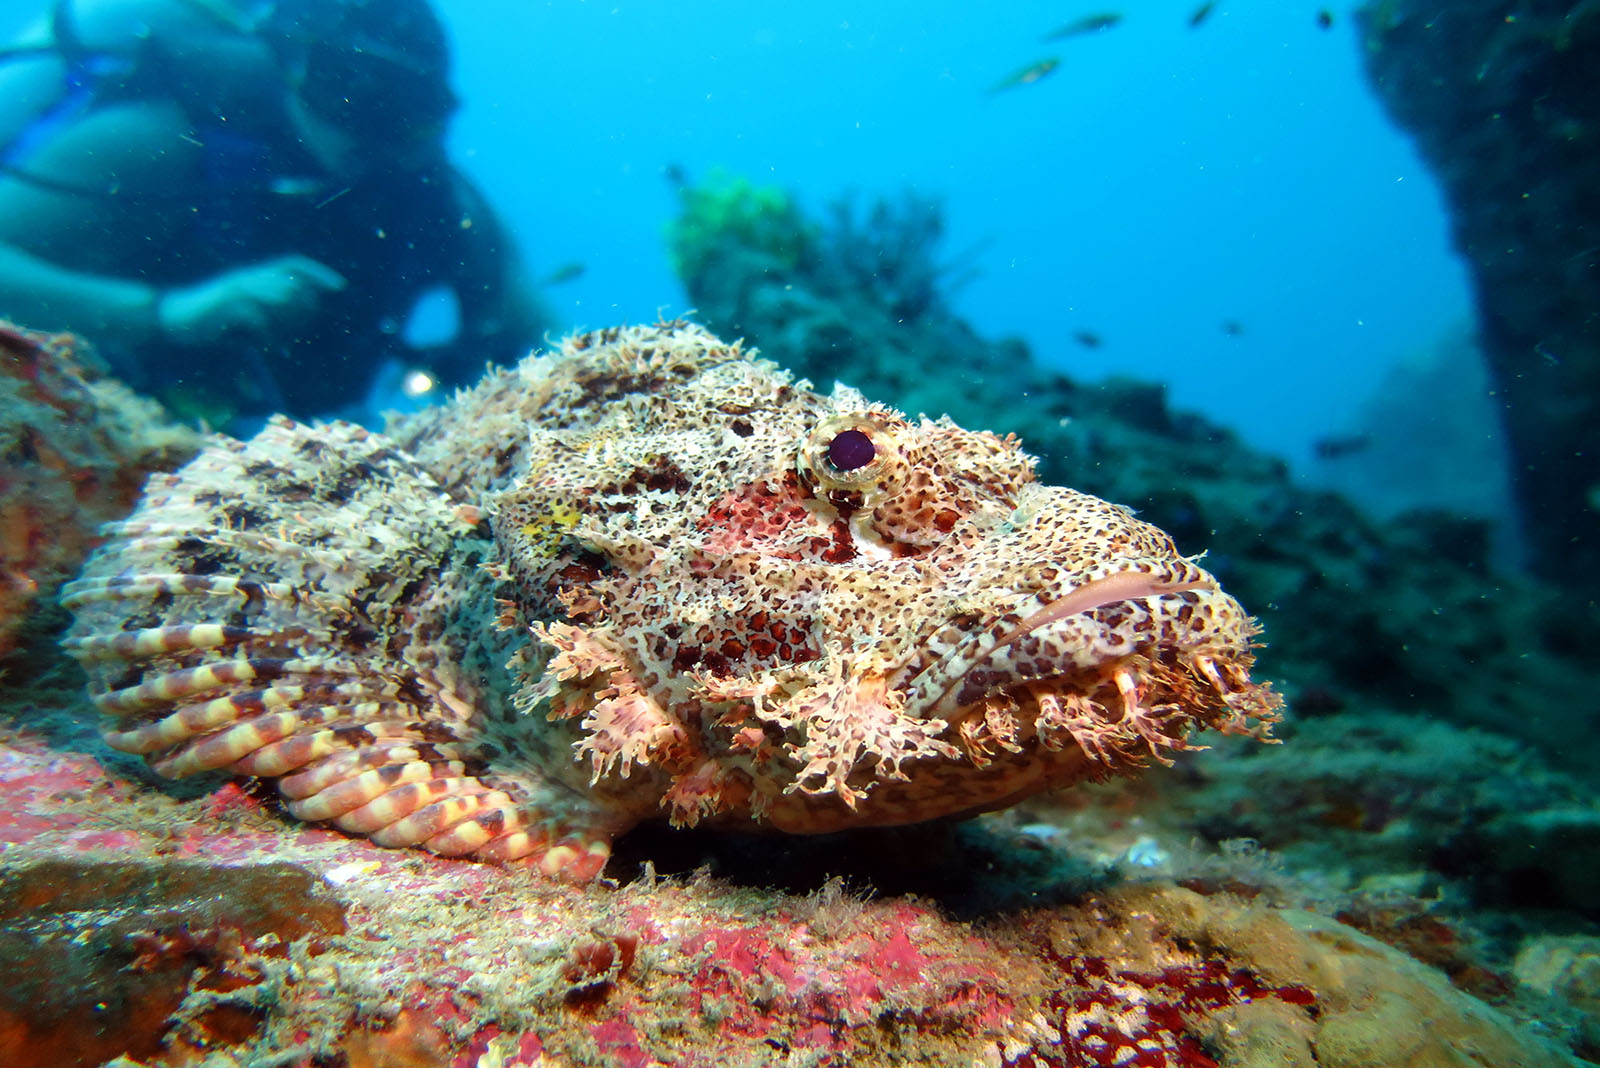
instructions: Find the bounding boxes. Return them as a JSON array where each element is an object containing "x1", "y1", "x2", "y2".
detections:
[{"x1": 696, "y1": 471, "x2": 839, "y2": 561}]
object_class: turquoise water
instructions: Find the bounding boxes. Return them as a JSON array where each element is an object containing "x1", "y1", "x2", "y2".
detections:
[{"x1": 437, "y1": 0, "x2": 1472, "y2": 466}]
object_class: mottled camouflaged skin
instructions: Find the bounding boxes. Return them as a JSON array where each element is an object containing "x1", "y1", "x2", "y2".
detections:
[{"x1": 63, "y1": 322, "x2": 1279, "y2": 880}]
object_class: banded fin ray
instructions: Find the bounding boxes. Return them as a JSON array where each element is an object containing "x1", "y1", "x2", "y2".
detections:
[{"x1": 62, "y1": 416, "x2": 610, "y2": 879}]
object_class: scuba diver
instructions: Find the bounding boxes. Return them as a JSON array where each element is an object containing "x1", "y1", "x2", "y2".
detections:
[{"x1": 0, "y1": 0, "x2": 546, "y2": 424}]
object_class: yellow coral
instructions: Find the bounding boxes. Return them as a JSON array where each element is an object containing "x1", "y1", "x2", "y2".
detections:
[{"x1": 666, "y1": 168, "x2": 815, "y2": 283}]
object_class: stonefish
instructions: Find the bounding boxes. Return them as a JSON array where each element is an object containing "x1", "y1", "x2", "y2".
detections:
[{"x1": 64, "y1": 322, "x2": 1279, "y2": 880}]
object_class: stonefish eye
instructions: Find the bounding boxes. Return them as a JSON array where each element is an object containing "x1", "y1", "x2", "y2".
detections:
[
  {"x1": 797, "y1": 413, "x2": 907, "y2": 503},
  {"x1": 827, "y1": 428, "x2": 876, "y2": 472}
]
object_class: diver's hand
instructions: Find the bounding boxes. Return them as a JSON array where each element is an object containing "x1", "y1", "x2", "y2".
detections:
[{"x1": 155, "y1": 256, "x2": 346, "y2": 346}]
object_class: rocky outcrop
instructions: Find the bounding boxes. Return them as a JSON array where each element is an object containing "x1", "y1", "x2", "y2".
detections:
[
  {"x1": 1356, "y1": 0, "x2": 1600, "y2": 601},
  {"x1": 0, "y1": 322, "x2": 196, "y2": 662}
]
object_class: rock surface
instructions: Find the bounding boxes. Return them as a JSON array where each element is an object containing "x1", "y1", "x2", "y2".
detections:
[
  {"x1": 1356, "y1": 0, "x2": 1600, "y2": 602},
  {"x1": 0, "y1": 322, "x2": 195, "y2": 662},
  {"x1": 0, "y1": 724, "x2": 1583, "y2": 1068}
]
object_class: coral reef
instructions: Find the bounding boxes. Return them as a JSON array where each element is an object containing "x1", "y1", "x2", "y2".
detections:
[
  {"x1": 808, "y1": 191, "x2": 967, "y2": 323},
  {"x1": 0, "y1": 723, "x2": 1585, "y2": 1067},
  {"x1": 0, "y1": 321, "x2": 196, "y2": 663},
  {"x1": 669, "y1": 172, "x2": 1600, "y2": 780},
  {"x1": 1356, "y1": 0, "x2": 1600, "y2": 601},
  {"x1": 5, "y1": 310, "x2": 1594, "y2": 1063},
  {"x1": 1117, "y1": 711, "x2": 1600, "y2": 919}
]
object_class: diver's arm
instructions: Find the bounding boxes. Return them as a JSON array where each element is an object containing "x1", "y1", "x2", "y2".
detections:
[
  {"x1": 0, "y1": 90, "x2": 342, "y2": 349},
  {"x1": 0, "y1": 240, "x2": 346, "y2": 352},
  {"x1": 0, "y1": 240, "x2": 161, "y2": 346}
]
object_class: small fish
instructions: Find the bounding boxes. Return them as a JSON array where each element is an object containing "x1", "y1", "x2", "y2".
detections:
[
  {"x1": 990, "y1": 57, "x2": 1061, "y2": 94},
  {"x1": 1221, "y1": 320, "x2": 1244, "y2": 337},
  {"x1": 1188, "y1": 2, "x2": 1217, "y2": 27},
  {"x1": 314, "y1": 186, "x2": 352, "y2": 210},
  {"x1": 1043, "y1": 13, "x2": 1123, "y2": 41},
  {"x1": 1073, "y1": 330, "x2": 1103, "y2": 349},
  {"x1": 1312, "y1": 433, "x2": 1372, "y2": 460},
  {"x1": 1316, "y1": 10, "x2": 1334, "y2": 29},
  {"x1": 541, "y1": 262, "x2": 586, "y2": 287}
]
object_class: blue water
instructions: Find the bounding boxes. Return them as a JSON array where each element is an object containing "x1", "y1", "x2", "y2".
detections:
[
  {"x1": 0, "y1": 0, "x2": 1474, "y2": 463},
  {"x1": 436, "y1": 0, "x2": 1473, "y2": 468}
]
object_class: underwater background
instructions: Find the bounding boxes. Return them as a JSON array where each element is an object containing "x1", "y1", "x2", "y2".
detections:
[
  {"x1": 438, "y1": 0, "x2": 1474, "y2": 470},
  {"x1": 1, "y1": 1, "x2": 1598, "y2": 1066}
]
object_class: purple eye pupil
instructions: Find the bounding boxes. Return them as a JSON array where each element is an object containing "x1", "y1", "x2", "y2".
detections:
[{"x1": 827, "y1": 428, "x2": 876, "y2": 471}]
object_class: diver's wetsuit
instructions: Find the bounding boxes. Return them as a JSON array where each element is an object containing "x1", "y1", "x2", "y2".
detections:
[{"x1": 0, "y1": 0, "x2": 534, "y2": 421}]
